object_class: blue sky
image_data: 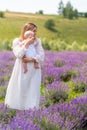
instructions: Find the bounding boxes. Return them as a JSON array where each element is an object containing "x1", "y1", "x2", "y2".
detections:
[{"x1": 0, "y1": 0, "x2": 87, "y2": 14}]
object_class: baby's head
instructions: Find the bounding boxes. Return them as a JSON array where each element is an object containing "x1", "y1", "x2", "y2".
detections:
[{"x1": 24, "y1": 30, "x2": 34, "y2": 39}]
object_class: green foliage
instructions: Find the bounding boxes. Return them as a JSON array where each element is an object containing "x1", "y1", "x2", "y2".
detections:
[
  {"x1": 42, "y1": 38, "x2": 51, "y2": 50},
  {"x1": 58, "y1": 40, "x2": 67, "y2": 50},
  {"x1": 45, "y1": 75, "x2": 55, "y2": 85},
  {"x1": 46, "y1": 83, "x2": 69, "y2": 104},
  {"x1": 50, "y1": 91, "x2": 68, "y2": 103},
  {"x1": 0, "y1": 11, "x2": 4, "y2": 18},
  {"x1": 63, "y1": 1, "x2": 74, "y2": 19},
  {"x1": 42, "y1": 38, "x2": 87, "y2": 51},
  {"x1": 42, "y1": 38, "x2": 67, "y2": 51},
  {"x1": 0, "y1": 109, "x2": 16, "y2": 124},
  {"x1": 61, "y1": 70, "x2": 79, "y2": 82},
  {"x1": 48, "y1": 40, "x2": 60, "y2": 51},
  {"x1": 36, "y1": 10, "x2": 44, "y2": 14},
  {"x1": 2, "y1": 39, "x2": 12, "y2": 50},
  {"x1": 44, "y1": 98, "x2": 52, "y2": 107},
  {"x1": 40, "y1": 84, "x2": 45, "y2": 95},
  {"x1": 0, "y1": 12, "x2": 87, "y2": 50},
  {"x1": 66, "y1": 45, "x2": 73, "y2": 51},
  {"x1": 54, "y1": 59, "x2": 65, "y2": 67},
  {"x1": 0, "y1": 86, "x2": 6, "y2": 99},
  {"x1": 58, "y1": 0, "x2": 64, "y2": 15},
  {"x1": 0, "y1": 75, "x2": 11, "y2": 85},
  {"x1": 84, "y1": 12, "x2": 87, "y2": 17},
  {"x1": 1, "y1": 37, "x2": 87, "y2": 52},
  {"x1": 72, "y1": 81, "x2": 87, "y2": 93},
  {"x1": 41, "y1": 117, "x2": 60, "y2": 130},
  {"x1": 71, "y1": 41, "x2": 81, "y2": 51},
  {"x1": 73, "y1": 9, "x2": 78, "y2": 19},
  {"x1": 44, "y1": 19, "x2": 56, "y2": 31},
  {"x1": 81, "y1": 44, "x2": 87, "y2": 51},
  {"x1": 58, "y1": 1, "x2": 78, "y2": 19},
  {"x1": 0, "y1": 97, "x2": 4, "y2": 102},
  {"x1": 0, "y1": 39, "x2": 12, "y2": 50},
  {"x1": 68, "y1": 81, "x2": 85, "y2": 101},
  {"x1": 0, "y1": 39, "x2": 3, "y2": 50}
]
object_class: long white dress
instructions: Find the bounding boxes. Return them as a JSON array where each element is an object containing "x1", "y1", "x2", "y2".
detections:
[{"x1": 5, "y1": 38, "x2": 45, "y2": 110}]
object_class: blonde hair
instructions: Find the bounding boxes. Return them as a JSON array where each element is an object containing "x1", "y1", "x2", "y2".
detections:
[{"x1": 20, "y1": 23, "x2": 37, "y2": 40}]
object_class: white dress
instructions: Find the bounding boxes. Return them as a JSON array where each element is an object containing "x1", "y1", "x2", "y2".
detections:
[
  {"x1": 26, "y1": 44, "x2": 37, "y2": 58},
  {"x1": 21, "y1": 39, "x2": 37, "y2": 58},
  {"x1": 5, "y1": 38, "x2": 45, "y2": 110}
]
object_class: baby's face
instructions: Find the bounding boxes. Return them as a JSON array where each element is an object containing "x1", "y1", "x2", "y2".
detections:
[
  {"x1": 24, "y1": 31, "x2": 34, "y2": 39},
  {"x1": 27, "y1": 33, "x2": 34, "y2": 38}
]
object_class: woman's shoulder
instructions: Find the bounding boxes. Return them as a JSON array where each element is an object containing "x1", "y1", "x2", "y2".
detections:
[
  {"x1": 36, "y1": 38, "x2": 41, "y2": 42},
  {"x1": 13, "y1": 38, "x2": 20, "y2": 43},
  {"x1": 12, "y1": 37, "x2": 21, "y2": 48},
  {"x1": 36, "y1": 38, "x2": 41, "y2": 45}
]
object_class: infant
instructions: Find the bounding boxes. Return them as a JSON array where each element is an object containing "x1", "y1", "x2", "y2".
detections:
[{"x1": 20, "y1": 30, "x2": 39, "y2": 73}]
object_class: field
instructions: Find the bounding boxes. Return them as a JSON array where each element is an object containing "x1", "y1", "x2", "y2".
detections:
[
  {"x1": 0, "y1": 12, "x2": 87, "y2": 44},
  {"x1": 0, "y1": 12, "x2": 87, "y2": 130},
  {"x1": 0, "y1": 50, "x2": 87, "y2": 129}
]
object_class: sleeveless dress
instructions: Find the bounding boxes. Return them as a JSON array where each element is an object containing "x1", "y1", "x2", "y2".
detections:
[{"x1": 5, "y1": 38, "x2": 45, "y2": 110}]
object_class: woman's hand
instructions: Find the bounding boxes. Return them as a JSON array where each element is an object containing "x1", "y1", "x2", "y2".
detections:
[
  {"x1": 24, "y1": 37, "x2": 35, "y2": 48},
  {"x1": 22, "y1": 56, "x2": 36, "y2": 63}
]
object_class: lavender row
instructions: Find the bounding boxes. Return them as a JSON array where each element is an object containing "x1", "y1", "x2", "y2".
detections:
[
  {"x1": 0, "y1": 50, "x2": 87, "y2": 129},
  {"x1": 0, "y1": 96, "x2": 87, "y2": 130}
]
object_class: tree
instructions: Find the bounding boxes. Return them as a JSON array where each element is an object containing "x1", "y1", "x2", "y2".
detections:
[
  {"x1": 84, "y1": 12, "x2": 87, "y2": 17},
  {"x1": 62, "y1": 1, "x2": 79, "y2": 19},
  {"x1": 0, "y1": 11, "x2": 4, "y2": 18},
  {"x1": 58, "y1": 0, "x2": 78, "y2": 19},
  {"x1": 58, "y1": 0, "x2": 64, "y2": 15},
  {"x1": 36, "y1": 10, "x2": 43, "y2": 14},
  {"x1": 64, "y1": 1, "x2": 73, "y2": 19},
  {"x1": 78, "y1": 12, "x2": 85, "y2": 17},
  {"x1": 73, "y1": 9, "x2": 78, "y2": 18}
]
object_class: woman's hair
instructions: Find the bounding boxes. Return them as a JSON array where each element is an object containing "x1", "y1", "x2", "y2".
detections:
[{"x1": 20, "y1": 23, "x2": 37, "y2": 40}]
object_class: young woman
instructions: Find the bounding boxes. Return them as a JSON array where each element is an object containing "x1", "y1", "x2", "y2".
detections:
[{"x1": 5, "y1": 22, "x2": 45, "y2": 110}]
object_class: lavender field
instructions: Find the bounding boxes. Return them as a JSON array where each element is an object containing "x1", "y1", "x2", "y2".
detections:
[{"x1": 0, "y1": 50, "x2": 87, "y2": 130}]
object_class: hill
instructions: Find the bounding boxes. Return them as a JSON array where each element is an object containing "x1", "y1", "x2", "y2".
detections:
[{"x1": 0, "y1": 12, "x2": 87, "y2": 44}]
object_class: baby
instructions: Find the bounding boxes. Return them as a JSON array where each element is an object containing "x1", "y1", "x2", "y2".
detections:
[{"x1": 20, "y1": 30, "x2": 39, "y2": 73}]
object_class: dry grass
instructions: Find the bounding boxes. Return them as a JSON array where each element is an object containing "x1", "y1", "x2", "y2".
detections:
[{"x1": 5, "y1": 12, "x2": 54, "y2": 19}]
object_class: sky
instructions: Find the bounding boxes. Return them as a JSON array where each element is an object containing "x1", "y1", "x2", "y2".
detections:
[{"x1": 0, "y1": 0, "x2": 87, "y2": 14}]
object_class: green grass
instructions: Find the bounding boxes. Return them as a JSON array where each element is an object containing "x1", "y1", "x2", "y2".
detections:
[
  {"x1": 68, "y1": 81, "x2": 85, "y2": 101},
  {"x1": 0, "y1": 86, "x2": 6, "y2": 103},
  {"x1": 0, "y1": 12, "x2": 55, "y2": 41},
  {"x1": 0, "y1": 97, "x2": 4, "y2": 102},
  {"x1": 0, "y1": 12, "x2": 87, "y2": 45}
]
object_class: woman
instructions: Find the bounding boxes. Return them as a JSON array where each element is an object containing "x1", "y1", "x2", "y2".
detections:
[{"x1": 5, "y1": 23, "x2": 45, "y2": 110}]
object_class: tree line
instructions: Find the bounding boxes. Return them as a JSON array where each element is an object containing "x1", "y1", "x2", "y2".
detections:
[{"x1": 58, "y1": 0, "x2": 87, "y2": 19}]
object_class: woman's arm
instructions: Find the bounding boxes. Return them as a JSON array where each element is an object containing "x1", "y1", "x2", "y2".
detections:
[
  {"x1": 22, "y1": 38, "x2": 45, "y2": 64},
  {"x1": 34, "y1": 38, "x2": 45, "y2": 64},
  {"x1": 24, "y1": 37, "x2": 35, "y2": 48},
  {"x1": 12, "y1": 37, "x2": 35, "y2": 59}
]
